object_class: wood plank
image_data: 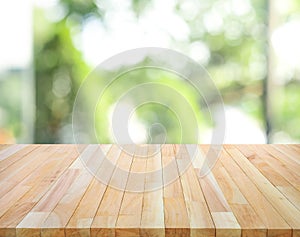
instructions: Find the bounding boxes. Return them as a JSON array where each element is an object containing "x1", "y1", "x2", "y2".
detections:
[
  {"x1": 65, "y1": 145, "x2": 111, "y2": 237},
  {"x1": 0, "y1": 145, "x2": 38, "y2": 173},
  {"x1": 186, "y1": 144, "x2": 206, "y2": 169},
  {"x1": 198, "y1": 146, "x2": 240, "y2": 237},
  {"x1": 221, "y1": 146, "x2": 291, "y2": 236},
  {"x1": 1, "y1": 149, "x2": 48, "y2": 196},
  {"x1": 0, "y1": 146, "x2": 61, "y2": 202},
  {"x1": 65, "y1": 178, "x2": 106, "y2": 237},
  {"x1": 16, "y1": 145, "x2": 100, "y2": 237},
  {"x1": 16, "y1": 169, "x2": 80, "y2": 237},
  {"x1": 237, "y1": 145, "x2": 291, "y2": 186},
  {"x1": 226, "y1": 146, "x2": 298, "y2": 236},
  {"x1": 91, "y1": 145, "x2": 134, "y2": 237},
  {"x1": 115, "y1": 145, "x2": 148, "y2": 237},
  {"x1": 272, "y1": 144, "x2": 300, "y2": 165},
  {"x1": 210, "y1": 212, "x2": 241, "y2": 237},
  {"x1": 0, "y1": 145, "x2": 58, "y2": 211},
  {"x1": 276, "y1": 186, "x2": 300, "y2": 214},
  {"x1": 248, "y1": 145, "x2": 300, "y2": 189},
  {"x1": 238, "y1": 145, "x2": 300, "y2": 210},
  {"x1": 260, "y1": 145, "x2": 300, "y2": 179},
  {"x1": 0, "y1": 144, "x2": 299, "y2": 237},
  {"x1": 0, "y1": 144, "x2": 27, "y2": 162},
  {"x1": 175, "y1": 145, "x2": 215, "y2": 237},
  {"x1": 162, "y1": 145, "x2": 190, "y2": 237},
  {"x1": 196, "y1": 146, "x2": 231, "y2": 213},
  {"x1": 41, "y1": 145, "x2": 115, "y2": 237},
  {"x1": 288, "y1": 145, "x2": 300, "y2": 158},
  {"x1": 0, "y1": 145, "x2": 48, "y2": 184},
  {"x1": 0, "y1": 185, "x2": 31, "y2": 218},
  {"x1": 0, "y1": 144, "x2": 11, "y2": 151},
  {"x1": 0, "y1": 145, "x2": 83, "y2": 237},
  {"x1": 140, "y1": 144, "x2": 165, "y2": 237},
  {"x1": 209, "y1": 148, "x2": 266, "y2": 237}
]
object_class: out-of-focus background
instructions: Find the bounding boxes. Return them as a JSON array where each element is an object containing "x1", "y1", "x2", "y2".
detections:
[{"x1": 0, "y1": 0, "x2": 299, "y2": 144}]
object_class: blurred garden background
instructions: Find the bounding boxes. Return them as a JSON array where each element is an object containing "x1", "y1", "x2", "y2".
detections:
[{"x1": 0, "y1": 0, "x2": 300, "y2": 143}]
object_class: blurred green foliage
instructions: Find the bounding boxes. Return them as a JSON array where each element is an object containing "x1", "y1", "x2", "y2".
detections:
[
  {"x1": 33, "y1": 0, "x2": 267, "y2": 143},
  {"x1": 0, "y1": 73, "x2": 22, "y2": 142},
  {"x1": 275, "y1": 81, "x2": 300, "y2": 141},
  {"x1": 0, "y1": 0, "x2": 292, "y2": 143},
  {"x1": 92, "y1": 69, "x2": 206, "y2": 143},
  {"x1": 34, "y1": 10, "x2": 90, "y2": 142}
]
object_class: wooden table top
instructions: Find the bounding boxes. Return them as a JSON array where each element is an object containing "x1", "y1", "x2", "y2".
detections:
[{"x1": 0, "y1": 144, "x2": 299, "y2": 237}]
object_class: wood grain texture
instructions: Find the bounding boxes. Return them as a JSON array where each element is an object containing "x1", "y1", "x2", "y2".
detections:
[
  {"x1": 225, "y1": 145, "x2": 296, "y2": 237},
  {"x1": 140, "y1": 144, "x2": 165, "y2": 237},
  {"x1": 0, "y1": 144, "x2": 27, "y2": 162},
  {"x1": 91, "y1": 145, "x2": 132, "y2": 237},
  {"x1": 0, "y1": 144, "x2": 299, "y2": 237},
  {"x1": 0, "y1": 145, "x2": 85, "y2": 237},
  {"x1": 198, "y1": 146, "x2": 240, "y2": 237},
  {"x1": 162, "y1": 145, "x2": 190, "y2": 237},
  {"x1": 65, "y1": 145, "x2": 111, "y2": 237},
  {"x1": 209, "y1": 149, "x2": 266, "y2": 237},
  {"x1": 115, "y1": 145, "x2": 148, "y2": 237},
  {"x1": 175, "y1": 145, "x2": 215, "y2": 237},
  {"x1": 238, "y1": 145, "x2": 300, "y2": 211}
]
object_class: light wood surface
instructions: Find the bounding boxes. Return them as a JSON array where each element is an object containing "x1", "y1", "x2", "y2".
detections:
[{"x1": 0, "y1": 144, "x2": 299, "y2": 237}]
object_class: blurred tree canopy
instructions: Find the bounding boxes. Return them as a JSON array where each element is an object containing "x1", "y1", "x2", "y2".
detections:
[
  {"x1": 34, "y1": 1, "x2": 96, "y2": 142},
  {"x1": 33, "y1": 0, "x2": 300, "y2": 143}
]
